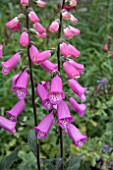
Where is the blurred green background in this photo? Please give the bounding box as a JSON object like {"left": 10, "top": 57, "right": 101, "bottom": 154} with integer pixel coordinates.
{"left": 1, "top": 0, "right": 113, "bottom": 169}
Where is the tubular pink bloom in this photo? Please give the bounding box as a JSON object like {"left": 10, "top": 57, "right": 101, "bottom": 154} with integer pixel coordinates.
{"left": 68, "top": 59, "right": 84, "bottom": 74}
{"left": 63, "top": 5, "right": 75, "bottom": 11}
{"left": 0, "top": 44, "right": 3, "bottom": 59}
{"left": 48, "top": 75, "right": 65, "bottom": 104}
{"left": 35, "top": 31, "right": 46, "bottom": 39}
{"left": 37, "top": 50, "right": 52, "bottom": 64}
{"left": 60, "top": 42, "right": 69, "bottom": 58}
{"left": 34, "top": 111, "right": 54, "bottom": 139}
{"left": 36, "top": 84, "right": 53, "bottom": 110}
{"left": 68, "top": 79, "right": 87, "bottom": 101}
{"left": 2, "top": 52, "right": 21, "bottom": 75}
{"left": 62, "top": 10, "right": 70, "bottom": 20}
{"left": 70, "top": 14, "right": 78, "bottom": 23}
{"left": 0, "top": 116, "right": 16, "bottom": 134}
{"left": 19, "top": 31, "right": 29, "bottom": 47}
{"left": 110, "top": 51, "right": 113, "bottom": 58}
{"left": 69, "top": 26, "right": 80, "bottom": 35}
{"left": 12, "top": 74, "right": 20, "bottom": 90}
{"left": 67, "top": 124, "right": 87, "bottom": 147}
{"left": 69, "top": 97, "right": 86, "bottom": 117}
{"left": 29, "top": 45, "right": 39, "bottom": 64}
{"left": 103, "top": 43, "right": 108, "bottom": 52}
{"left": 6, "top": 17, "right": 19, "bottom": 29}
{"left": 36, "top": 0, "right": 46, "bottom": 7}
{"left": 48, "top": 21, "right": 59, "bottom": 33}
{"left": 63, "top": 27, "right": 74, "bottom": 39}
{"left": 12, "top": 70, "right": 29, "bottom": 100}
{"left": 41, "top": 81, "right": 50, "bottom": 91}
{"left": 6, "top": 100, "right": 25, "bottom": 121}
{"left": 56, "top": 100, "right": 74, "bottom": 129}
{"left": 33, "top": 22, "right": 46, "bottom": 34}
{"left": 20, "top": 0, "right": 29, "bottom": 6}
{"left": 28, "top": 11, "right": 40, "bottom": 23}
{"left": 63, "top": 61, "right": 80, "bottom": 79}
{"left": 40, "top": 60, "right": 58, "bottom": 74}
{"left": 12, "top": 22, "right": 21, "bottom": 31}
{"left": 69, "top": 0, "right": 77, "bottom": 7}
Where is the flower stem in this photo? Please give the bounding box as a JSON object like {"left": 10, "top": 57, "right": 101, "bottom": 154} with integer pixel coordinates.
{"left": 26, "top": 6, "right": 41, "bottom": 170}
{"left": 56, "top": 0, "right": 65, "bottom": 170}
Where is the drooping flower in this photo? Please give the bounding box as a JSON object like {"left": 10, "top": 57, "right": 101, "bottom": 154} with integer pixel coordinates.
{"left": 34, "top": 111, "right": 54, "bottom": 139}
{"left": 48, "top": 20, "right": 59, "bottom": 33}
{"left": 68, "top": 59, "right": 84, "bottom": 74}
{"left": 0, "top": 116, "right": 16, "bottom": 134}
{"left": 40, "top": 60, "right": 58, "bottom": 74}
{"left": 2, "top": 52, "right": 21, "bottom": 75}
{"left": 36, "top": 84, "right": 53, "bottom": 110}
{"left": 6, "top": 17, "right": 20, "bottom": 29}
{"left": 28, "top": 11, "right": 40, "bottom": 23}
{"left": 68, "top": 79, "right": 87, "bottom": 101}
{"left": 63, "top": 27, "right": 74, "bottom": 39}
{"left": 69, "top": 0, "right": 77, "bottom": 7}
{"left": 35, "top": 31, "right": 46, "bottom": 39}
{"left": 62, "top": 10, "right": 70, "bottom": 20}
{"left": 36, "top": 50, "right": 52, "bottom": 64}
{"left": 33, "top": 22, "right": 46, "bottom": 34}
{"left": 48, "top": 75, "right": 65, "bottom": 104}
{"left": 56, "top": 100, "right": 74, "bottom": 128}
{"left": 6, "top": 100, "right": 26, "bottom": 121}
{"left": 12, "top": 70, "right": 29, "bottom": 100}
{"left": 0, "top": 44, "right": 3, "bottom": 59}
{"left": 20, "top": 0, "right": 29, "bottom": 6}
{"left": 35, "top": 0, "right": 46, "bottom": 8}
{"left": 103, "top": 43, "right": 108, "bottom": 52}
{"left": 68, "top": 26, "right": 80, "bottom": 35}
{"left": 29, "top": 45, "right": 39, "bottom": 64}
{"left": 69, "top": 97, "right": 86, "bottom": 117}
{"left": 63, "top": 61, "right": 80, "bottom": 78}
{"left": 67, "top": 124, "right": 87, "bottom": 147}
{"left": 70, "top": 14, "right": 78, "bottom": 23}
{"left": 19, "top": 31, "right": 29, "bottom": 47}
{"left": 12, "top": 23, "right": 21, "bottom": 31}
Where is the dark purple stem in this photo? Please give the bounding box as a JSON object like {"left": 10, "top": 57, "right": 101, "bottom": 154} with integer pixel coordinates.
{"left": 56, "top": 0, "right": 65, "bottom": 170}
{"left": 26, "top": 6, "right": 41, "bottom": 170}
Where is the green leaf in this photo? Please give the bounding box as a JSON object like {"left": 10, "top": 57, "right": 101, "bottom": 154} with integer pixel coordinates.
{"left": 66, "top": 155, "right": 83, "bottom": 170}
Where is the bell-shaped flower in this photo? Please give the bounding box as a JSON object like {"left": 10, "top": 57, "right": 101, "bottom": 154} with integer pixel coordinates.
{"left": 69, "top": 0, "right": 77, "bottom": 6}
{"left": 60, "top": 42, "right": 69, "bottom": 58}
{"left": 63, "top": 61, "right": 80, "bottom": 79}
{"left": 62, "top": 10, "right": 70, "bottom": 20}
{"left": 33, "top": 22, "right": 46, "bottom": 34}
{"left": 56, "top": 100, "right": 74, "bottom": 128}
{"left": 68, "top": 59, "right": 84, "bottom": 74}
{"left": 37, "top": 50, "right": 52, "bottom": 64}
{"left": 68, "top": 79, "right": 87, "bottom": 101}
{"left": 36, "top": 84, "right": 53, "bottom": 110}
{"left": 67, "top": 124, "right": 87, "bottom": 147}
{"left": 12, "top": 70, "right": 29, "bottom": 100}
{"left": 63, "top": 27, "right": 74, "bottom": 39}
{"left": 40, "top": 60, "right": 58, "bottom": 74}
{"left": 29, "top": 45, "right": 39, "bottom": 64}
{"left": 68, "top": 26, "right": 80, "bottom": 35}
{"left": 0, "top": 44, "right": 3, "bottom": 59}
{"left": 48, "top": 75, "right": 65, "bottom": 104}
{"left": 69, "top": 97, "right": 86, "bottom": 117}
{"left": 34, "top": 111, "right": 54, "bottom": 139}
{"left": 35, "top": 31, "right": 46, "bottom": 39}
{"left": 48, "top": 20, "right": 59, "bottom": 33}
{"left": 2, "top": 52, "right": 21, "bottom": 75}
{"left": 19, "top": 31, "right": 29, "bottom": 47}
{"left": 0, "top": 116, "right": 16, "bottom": 134}
{"left": 103, "top": 43, "right": 108, "bottom": 52}
{"left": 70, "top": 14, "right": 78, "bottom": 23}
{"left": 20, "top": 0, "right": 29, "bottom": 6}
{"left": 6, "top": 17, "right": 20, "bottom": 29}
{"left": 6, "top": 100, "right": 25, "bottom": 121}
{"left": 28, "top": 11, "right": 40, "bottom": 23}
{"left": 36, "top": 0, "right": 46, "bottom": 8}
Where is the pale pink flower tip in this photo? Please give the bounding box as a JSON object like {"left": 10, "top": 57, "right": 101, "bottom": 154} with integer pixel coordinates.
{"left": 36, "top": 0, "right": 46, "bottom": 8}
{"left": 20, "top": 0, "right": 29, "bottom": 6}
{"left": 49, "top": 21, "right": 59, "bottom": 34}
{"left": 29, "top": 11, "right": 40, "bottom": 23}
{"left": 6, "top": 17, "right": 19, "bottom": 29}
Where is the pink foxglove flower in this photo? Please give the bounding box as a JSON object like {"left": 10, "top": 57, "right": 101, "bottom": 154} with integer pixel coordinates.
{"left": 28, "top": 11, "right": 40, "bottom": 23}
{"left": 63, "top": 61, "right": 80, "bottom": 79}
{"left": 6, "top": 100, "right": 25, "bottom": 121}
{"left": 68, "top": 26, "right": 80, "bottom": 35}
{"left": 62, "top": 10, "right": 70, "bottom": 20}
{"left": 20, "top": 0, "right": 29, "bottom": 6}
{"left": 67, "top": 124, "right": 87, "bottom": 147}
{"left": 48, "top": 75, "right": 65, "bottom": 104}
{"left": 29, "top": 45, "right": 39, "bottom": 64}
{"left": 36, "top": 0, "right": 46, "bottom": 7}
{"left": 56, "top": 100, "right": 74, "bottom": 128}
{"left": 12, "top": 23, "right": 21, "bottom": 31}
{"left": 63, "top": 27, "right": 74, "bottom": 39}
{"left": 34, "top": 111, "right": 54, "bottom": 139}
{"left": 6, "top": 17, "right": 20, "bottom": 29}
{"left": 12, "top": 70, "right": 29, "bottom": 100}
{"left": 48, "top": 21, "right": 59, "bottom": 33}
{"left": 68, "top": 79, "right": 87, "bottom": 101}
{"left": 68, "top": 59, "right": 84, "bottom": 74}
{"left": 33, "top": 22, "right": 46, "bottom": 34}
{"left": 0, "top": 116, "right": 16, "bottom": 134}
{"left": 19, "top": 31, "right": 29, "bottom": 47}
{"left": 69, "top": 97, "right": 86, "bottom": 117}
{"left": 36, "top": 84, "right": 53, "bottom": 110}
{"left": 37, "top": 50, "right": 52, "bottom": 64}
{"left": 63, "top": 5, "right": 75, "bottom": 11}
{"left": 0, "top": 44, "right": 3, "bottom": 59}
{"left": 60, "top": 42, "right": 69, "bottom": 58}
{"left": 40, "top": 60, "right": 58, "bottom": 74}
{"left": 35, "top": 32, "right": 46, "bottom": 39}
{"left": 69, "top": 0, "right": 77, "bottom": 6}
{"left": 2, "top": 52, "right": 21, "bottom": 75}
{"left": 41, "top": 81, "right": 50, "bottom": 91}
{"left": 103, "top": 43, "right": 108, "bottom": 52}
{"left": 70, "top": 14, "right": 78, "bottom": 23}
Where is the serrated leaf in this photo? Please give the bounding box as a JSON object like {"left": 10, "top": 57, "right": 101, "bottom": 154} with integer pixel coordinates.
{"left": 66, "top": 155, "right": 82, "bottom": 170}
{"left": 27, "top": 129, "right": 37, "bottom": 156}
